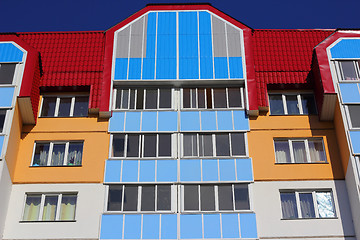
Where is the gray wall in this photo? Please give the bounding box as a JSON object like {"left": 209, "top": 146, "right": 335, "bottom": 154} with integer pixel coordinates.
{"left": 0, "top": 162, "right": 12, "bottom": 240}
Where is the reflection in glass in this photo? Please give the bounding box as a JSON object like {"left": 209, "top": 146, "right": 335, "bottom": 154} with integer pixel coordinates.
{"left": 234, "top": 184, "right": 250, "bottom": 210}
{"left": 316, "top": 192, "right": 335, "bottom": 218}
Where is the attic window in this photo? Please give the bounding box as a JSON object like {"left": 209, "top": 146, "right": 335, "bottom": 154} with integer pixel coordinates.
{"left": 336, "top": 60, "right": 360, "bottom": 81}
{"left": 0, "top": 63, "right": 16, "bottom": 84}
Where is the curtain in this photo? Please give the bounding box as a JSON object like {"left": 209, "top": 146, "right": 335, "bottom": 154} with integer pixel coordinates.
{"left": 299, "top": 193, "right": 315, "bottom": 218}
{"left": 292, "top": 141, "right": 307, "bottom": 163}
{"left": 42, "top": 196, "right": 58, "bottom": 221}
{"left": 308, "top": 140, "right": 326, "bottom": 162}
{"left": 316, "top": 192, "right": 335, "bottom": 218}
{"left": 51, "top": 144, "right": 65, "bottom": 166}
{"left": 280, "top": 193, "right": 298, "bottom": 219}
{"left": 39, "top": 148, "right": 49, "bottom": 166}
{"left": 67, "top": 143, "right": 83, "bottom": 165}
{"left": 60, "top": 195, "right": 77, "bottom": 220}
{"left": 23, "top": 195, "right": 41, "bottom": 221}
{"left": 274, "top": 141, "right": 291, "bottom": 163}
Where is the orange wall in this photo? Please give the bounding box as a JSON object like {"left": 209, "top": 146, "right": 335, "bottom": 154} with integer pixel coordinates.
{"left": 12, "top": 117, "right": 109, "bottom": 184}
{"left": 249, "top": 114, "right": 345, "bottom": 181}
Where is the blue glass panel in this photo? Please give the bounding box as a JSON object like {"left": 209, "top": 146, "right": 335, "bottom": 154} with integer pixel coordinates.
{"left": 350, "top": 131, "right": 360, "bottom": 154}
{"left": 180, "top": 57, "right": 199, "bottom": 79}
{"left": 124, "top": 215, "right": 141, "bottom": 239}
{"left": 0, "top": 135, "right": 4, "bottom": 156}
{"left": 180, "top": 214, "right": 202, "bottom": 239}
{"left": 0, "top": 43, "right": 23, "bottom": 62}
{"left": 203, "top": 214, "right": 221, "bottom": 238}
{"left": 109, "top": 112, "right": 125, "bottom": 132}
{"left": 200, "top": 57, "right": 214, "bottom": 79}
{"left": 0, "top": 87, "right": 14, "bottom": 107}
{"left": 157, "top": 160, "right": 177, "bottom": 182}
{"left": 128, "top": 58, "right": 141, "bottom": 80}
{"left": 199, "top": 12, "right": 213, "bottom": 79}
{"left": 219, "top": 159, "right": 236, "bottom": 181}
{"left": 217, "top": 111, "right": 233, "bottom": 130}
{"left": 236, "top": 158, "right": 253, "bottom": 181}
{"left": 143, "top": 214, "right": 160, "bottom": 239}
{"left": 331, "top": 39, "right": 360, "bottom": 59}
{"left": 145, "top": 12, "right": 156, "bottom": 59}
{"left": 100, "top": 214, "right": 123, "bottom": 239}
{"left": 161, "top": 214, "right": 177, "bottom": 239}
{"left": 240, "top": 213, "right": 258, "bottom": 238}
{"left": 201, "top": 111, "right": 216, "bottom": 130}
{"left": 156, "top": 58, "right": 176, "bottom": 79}
{"left": 339, "top": 83, "right": 360, "bottom": 103}
{"left": 142, "top": 58, "right": 155, "bottom": 80}
{"left": 125, "top": 112, "right": 141, "bottom": 131}
{"left": 180, "top": 159, "right": 201, "bottom": 181}
{"left": 222, "top": 214, "right": 240, "bottom": 238}
{"left": 158, "top": 111, "right": 178, "bottom": 131}
{"left": 214, "top": 57, "right": 228, "bottom": 79}
{"left": 202, "top": 159, "right": 219, "bottom": 181}
{"left": 139, "top": 160, "right": 155, "bottom": 182}
{"left": 181, "top": 111, "right": 200, "bottom": 131}
{"left": 104, "top": 160, "right": 122, "bottom": 183}
{"left": 114, "top": 58, "right": 128, "bottom": 80}
{"left": 229, "top": 57, "right": 243, "bottom": 79}
{"left": 121, "top": 160, "right": 138, "bottom": 182}
{"left": 233, "top": 110, "right": 249, "bottom": 131}
{"left": 141, "top": 112, "right": 157, "bottom": 131}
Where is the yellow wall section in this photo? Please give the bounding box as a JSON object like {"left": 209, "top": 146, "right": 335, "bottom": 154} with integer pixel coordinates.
{"left": 249, "top": 114, "right": 345, "bottom": 181}
{"left": 13, "top": 117, "right": 109, "bottom": 184}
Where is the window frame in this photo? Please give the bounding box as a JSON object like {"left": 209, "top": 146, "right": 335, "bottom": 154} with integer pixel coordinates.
{"left": 0, "top": 108, "right": 9, "bottom": 134}
{"left": 274, "top": 138, "right": 327, "bottom": 164}
{"left": 345, "top": 104, "right": 360, "bottom": 129}
{"left": 0, "top": 62, "right": 18, "bottom": 86}
{"left": 22, "top": 192, "right": 77, "bottom": 222}
{"left": 31, "top": 141, "right": 84, "bottom": 167}
{"left": 105, "top": 184, "right": 177, "bottom": 213}
{"left": 39, "top": 94, "right": 89, "bottom": 118}
{"left": 334, "top": 60, "right": 360, "bottom": 81}
{"left": 268, "top": 93, "right": 317, "bottom": 115}
{"left": 280, "top": 190, "right": 336, "bottom": 219}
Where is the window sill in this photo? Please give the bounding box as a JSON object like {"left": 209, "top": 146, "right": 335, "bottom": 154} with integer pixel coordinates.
{"left": 275, "top": 162, "right": 328, "bottom": 165}
{"left": 104, "top": 211, "right": 174, "bottom": 214}
{"left": 269, "top": 114, "right": 317, "bottom": 116}
{"left": 38, "top": 116, "right": 88, "bottom": 118}
{"left": 20, "top": 220, "right": 76, "bottom": 223}
{"left": 30, "top": 165, "right": 82, "bottom": 168}
{"left": 281, "top": 217, "right": 337, "bottom": 220}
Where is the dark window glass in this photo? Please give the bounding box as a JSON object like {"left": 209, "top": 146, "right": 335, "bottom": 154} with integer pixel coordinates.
{"left": 299, "top": 193, "right": 315, "bottom": 218}
{"left": 280, "top": 192, "right": 298, "bottom": 219}
{"left": 67, "top": 143, "right": 83, "bottom": 166}
{"left": 184, "top": 134, "right": 198, "bottom": 157}
{"left": 348, "top": 105, "right": 360, "bottom": 128}
{"left": 129, "top": 89, "right": 136, "bottom": 109}
{"left": 73, "top": 96, "right": 88, "bottom": 117}
{"left": 136, "top": 89, "right": 144, "bottom": 109}
{"left": 157, "top": 185, "right": 171, "bottom": 211}
{"left": 143, "top": 134, "right": 156, "bottom": 157}
{"left": 292, "top": 141, "right": 307, "bottom": 163}
{"left": 274, "top": 141, "right": 291, "bottom": 163}
{"left": 286, "top": 95, "right": 300, "bottom": 115}
{"left": 234, "top": 184, "right": 250, "bottom": 210}
{"left": 108, "top": 185, "right": 123, "bottom": 211}
{"left": 200, "top": 185, "right": 215, "bottom": 211}
{"left": 184, "top": 185, "right": 199, "bottom": 211}
{"left": 231, "top": 133, "right": 245, "bottom": 156}
{"left": 218, "top": 185, "right": 233, "bottom": 210}
{"left": 58, "top": 98, "right": 72, "bottom": 117}
{"left": 145, "top": 89, "right": 157, "bottom": 109}
{"left": 33, "top": 143, "right": 50, "bottom": 166}
{"left": 191, "top": 89, "right": 196, "bottom": 108}
{"left": 0, "top": 110, "right": 6, "bottom": 132}
{"left": 112, "top": 135, "right": 125, "bottom": 157}
{"left": 340, "top": 61, "right": 358, "bottom": 80}
{"left": 198, "top": 88, "right": 205, "bottom": 108}
{"left": 301, "top": 95, "right": 316, "bottom": 115}
{"left": 228, "top": 88, "right": 242, "bottom": 108}
{"left": 0, "top": 63, "right": 16, "bottom": 84}
{"left": 41, "top": 97, "right": 57, "bottom": 117}
{"left": 183, "top": 89, "right": 190, "bottom": 108}
{"left": 206, "top": 88, "right": 212, "bottom": 109}
{"left": 269, "top": 95, "right": 284, "bottom": 115}
{"left": 127, "top": 134, "right": 140, "bottom": 157}
{"left": 51, "top": 144, "right": 66, "bottom": 166}
{"left": 216, "top": 134, "right": 230, "bottom": 156}
{"left": 199, "top": 134, "right": 213, "bottom": 156}
{"left": 121, "top": 90, "right": 129, "bottom": 109}
{"left": 158, "top": 134, "right": 171, "bottom": 157}
{"left": 123, "top": 185, "right": 138, "bottom": 211}
{"left": 159, "top": 89, "right": 171, "bottom": 108}
{"left": 141, "top": 185, "right": 155, "bottom": 211}
{"left": 213, "top": 89, "right": 227, "bottom": 108}
{"left": 115, "top": 90, "right": 122, "bottom": 109}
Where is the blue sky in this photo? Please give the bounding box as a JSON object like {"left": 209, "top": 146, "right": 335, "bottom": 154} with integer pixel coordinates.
{"left": 0, "top": 0, "right": 359, "bottom": 32}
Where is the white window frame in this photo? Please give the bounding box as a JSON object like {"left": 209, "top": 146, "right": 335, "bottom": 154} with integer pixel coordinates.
{"left": 280, "top": 190, "right": 336, "bottom": 219}
{"left": 0, "top": 62, "right": 18, "bottom": 86}
{"left": 22, "top": 193, "right": 77, "bottom": 221}
{"left": 106, "top": 184, "right": 177, "bottom": 213}
{"left": 268, "top": 93, "right": 317, "bottom": 115}
{"left": 39, "top": 95, "right": 89, "bottom": 117}
{"left": 334, "top": 60, "right": 360, "bottom": 81}
{"left": 274, "top": 138, "right": 327, "bottom": 164}
{"left": 111, "top": 133, "right": 177, "bottom": 159}
{"left": 31, "top": 141, "right": 84, "bottom": 166}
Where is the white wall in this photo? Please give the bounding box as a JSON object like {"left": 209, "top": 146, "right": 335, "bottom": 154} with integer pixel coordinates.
{"left": 253, "top": 180, "right": 355, "bottom": 239}
{"left": 3, "top": 183, "right": 105, "bottom": 240}
{"left": 0, "top": 162, "right": 12, "bottom": 240}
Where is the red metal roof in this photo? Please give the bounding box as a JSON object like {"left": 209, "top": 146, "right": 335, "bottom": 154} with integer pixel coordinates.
{"left": 253, "top": 29, "right": 334, "bottom": 107}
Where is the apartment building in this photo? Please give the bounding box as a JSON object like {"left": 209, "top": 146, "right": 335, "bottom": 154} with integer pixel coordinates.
{"left": 0, "top": 3, "right": 359, "bottom": 240}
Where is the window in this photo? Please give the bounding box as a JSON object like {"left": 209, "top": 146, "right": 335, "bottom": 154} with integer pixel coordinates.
{"left": 112, "top": 134, "right": 173, "bottom": 158}
{"left": 182, "top": 87, "right": 243, "bottom": 109}
{"left": 182, "top": 184, "right": 250, "bottom": 212}
{"left": 32, "top": 141, "right": 83, "bottom": 166}
{"left": 40, "top": 96, "right": 89, "bottom": 117}
{"left": 107, "top": 185, "right": 174, "bottom": 212}
{"left": 114, "top": 88, "right": 172, "bottom": 110}
{"left": 335, "top": 60, "right": 360, "bottom": 81}
{"left": 280, "top": 190, "right": 336, "bottom": 219}
{"left": 346, "top": 105, "right": 360, "bottom": 128}
{"left": 269, "top": 93, "right": 317, "bottom": 115}
{"left": 23, "top": 193, "right": 77, "bottom": 221}
{"left": 0, "top": 109, "right": 7, "bottom": 133}
{"left": 274, "top": 139, "right": 326, "bottom": 163}
{"left": 182, "top": 133, "right": 246, "bottom": 157}
{"left": 0, "top": 63, "right": 16, "bottom": 84}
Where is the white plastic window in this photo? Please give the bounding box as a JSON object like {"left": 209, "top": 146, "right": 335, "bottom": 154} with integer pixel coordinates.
{"left": 269, "top": 93, "right": 317, "bottom": 115}
{"left": 40, "top": 96, "right": 89, "bottom": 117}
{"left": 336, "top": 60, "right": 360, "bottom": 81}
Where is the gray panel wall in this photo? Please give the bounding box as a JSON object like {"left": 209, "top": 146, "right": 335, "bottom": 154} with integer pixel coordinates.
{"left": 116, "top": 26, "right": 130, "bottom": 58}
{"left": 0, "top": 162, "right": 12, "bottom": 240}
